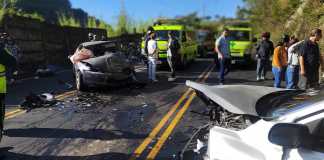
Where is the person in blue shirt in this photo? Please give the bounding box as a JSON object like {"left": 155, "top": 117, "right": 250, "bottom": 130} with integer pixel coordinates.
{"left": 215, "top": 28, "right": 231, "bottom": 85}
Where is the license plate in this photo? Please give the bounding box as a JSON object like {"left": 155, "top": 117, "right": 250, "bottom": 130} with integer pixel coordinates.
{"left": 156, "top": 60, "right": 162, "bottom": 64}
{"left": 231, "top": 60, "right": 236, "bottom": 64}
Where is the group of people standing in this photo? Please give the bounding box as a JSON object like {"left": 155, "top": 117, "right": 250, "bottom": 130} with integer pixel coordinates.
{"left": 143, "top": 27, "right": 180, "bottom": 83}
{"left": 255, "top": 28, "right": 322, "bottom": 90}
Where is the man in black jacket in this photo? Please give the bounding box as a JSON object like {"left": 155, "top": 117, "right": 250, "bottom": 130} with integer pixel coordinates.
{"left": 167, "top": 31, "right": 180, "bottom": 81}
{"left": 298, "top": 28, "right": 323, "bottom": 90}
{"left": 256, "top": 32, "right": 274, "bottom": 81}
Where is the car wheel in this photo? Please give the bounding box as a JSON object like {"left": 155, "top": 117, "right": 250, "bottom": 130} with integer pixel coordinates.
{"left": 76, "top": 71, "right": 87, "bottom": 91}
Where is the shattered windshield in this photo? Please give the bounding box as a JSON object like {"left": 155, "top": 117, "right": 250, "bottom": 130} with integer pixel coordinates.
{"left": 256, "top": 89, "right": 324, "bottom": 120}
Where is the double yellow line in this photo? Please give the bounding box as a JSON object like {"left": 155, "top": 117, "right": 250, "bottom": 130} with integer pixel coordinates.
{"left": 129, "top": 63, "right": 215, "bottom": 160}
{"left": 4, "top": 90, "right": 77, "bottom": 120}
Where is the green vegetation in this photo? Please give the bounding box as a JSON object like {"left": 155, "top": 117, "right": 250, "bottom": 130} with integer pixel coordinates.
{"left": 238, "top": 0, "right": 324, "bottom": 42}
{"left": 0, "top": 0, "right": 150, "bottom": 37}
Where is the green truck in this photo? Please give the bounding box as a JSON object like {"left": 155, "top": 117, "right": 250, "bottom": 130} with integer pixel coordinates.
{"left": 227, "top": 26, "right": 255, "bottom": 65}
{"left": 141, "top": 24, "right": 198, "bottom": 68}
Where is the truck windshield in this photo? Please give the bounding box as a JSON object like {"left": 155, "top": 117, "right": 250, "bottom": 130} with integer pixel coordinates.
{"left": 256, "top": 89, "right": 324, "bottom": 120}
{"left": 229, "top": 30, "right": 250, "bottom": 41}
{"left": 155, "top": 30, "right": 180, "bottom": 41}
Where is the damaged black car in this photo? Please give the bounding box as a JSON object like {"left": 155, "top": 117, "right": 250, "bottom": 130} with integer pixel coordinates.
{"left": 69, "top": 41, "right": 136, "bottom": 91}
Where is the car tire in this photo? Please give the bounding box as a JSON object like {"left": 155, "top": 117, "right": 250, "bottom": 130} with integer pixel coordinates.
{"left": 76, "top": 70, "right": 87, "bottom": 91}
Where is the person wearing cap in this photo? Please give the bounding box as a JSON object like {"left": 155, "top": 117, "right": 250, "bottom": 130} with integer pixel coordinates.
{"left": 147, "top": 31, "right": 159, "bottom": 82}
{"left": 256, "top": 32, "right": 274, "bottom": 81}
{"left": 272, "top": 35, "right": 289, "bottom": 88}
{"left": 167, "top": 31, "right": 180, "bottom": 81}
{"left": 298, "top": 28, "right": 323, "bottom": 90}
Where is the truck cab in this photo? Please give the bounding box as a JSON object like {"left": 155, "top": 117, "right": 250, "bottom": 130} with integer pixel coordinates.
{"left": 227, "top": 27, "right": 254, "bottom": 65}
{"left": 141, "top": 24, "right": 198, "bottom": 68}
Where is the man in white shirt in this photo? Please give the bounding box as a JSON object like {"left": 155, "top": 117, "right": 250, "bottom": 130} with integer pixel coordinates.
{"left": 147, "top": 32, "right": 159, "bottom": 82}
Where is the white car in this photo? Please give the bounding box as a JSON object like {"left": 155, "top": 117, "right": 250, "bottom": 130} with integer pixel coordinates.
{"left": 184, "top": 81, "right": 324, "bottom": 160}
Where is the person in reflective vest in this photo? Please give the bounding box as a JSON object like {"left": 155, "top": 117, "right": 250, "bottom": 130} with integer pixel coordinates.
{"left": 0, "top": 36, "right": 16, "bottom": 141}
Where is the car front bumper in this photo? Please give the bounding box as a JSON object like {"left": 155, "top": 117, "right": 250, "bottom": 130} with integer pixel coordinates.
{"left": 82, "top": 70, "right": 133, "bottom": 86}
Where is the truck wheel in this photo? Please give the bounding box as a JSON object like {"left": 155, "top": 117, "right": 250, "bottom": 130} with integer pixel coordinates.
{"left": 76, "top": 71, "right": 87, "bottom": 91}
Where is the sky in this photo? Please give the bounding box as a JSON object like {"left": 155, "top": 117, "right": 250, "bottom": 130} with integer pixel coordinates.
{"left": 69, "top": 0, "right": 245, "bottom": 26}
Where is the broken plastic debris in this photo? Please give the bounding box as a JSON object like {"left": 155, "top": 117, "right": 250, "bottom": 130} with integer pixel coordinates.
{"left": 194, "top": 139, "right": 205, "bottom": 154}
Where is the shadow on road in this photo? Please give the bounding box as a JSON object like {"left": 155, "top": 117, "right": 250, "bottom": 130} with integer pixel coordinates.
{"left": 4, "top": 128, "right": 147, "bottom": 140}
{"left": 0, "top": 147, "right": 129, "bottom": 160}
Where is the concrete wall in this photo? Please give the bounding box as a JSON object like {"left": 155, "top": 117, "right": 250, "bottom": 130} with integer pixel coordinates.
{"left": 2, "top": 15, "right": 107, "bottom": 72}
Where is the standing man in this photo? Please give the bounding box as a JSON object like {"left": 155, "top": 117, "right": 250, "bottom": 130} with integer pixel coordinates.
{"left": 147, "top": 31, "right": 159, "bottom": 82}
{"left": 144, "top": 26, "right": 155, "bottom": 56}
{"left": 167, "top": 31, "right": 180, "bottom": 82}
{"left": 272, "top": 36, "right": 289, "bottom": 88}
{"left": 286, "top": 38, "right": 302, "bottom": 89}
{"left": 256, "top": 32, "right": 274, "bottom": 81}
{"left": 299, "top": 28, "right": 323, "bottom": 90}
{"left": 215, "top": 28, "right": 231, "bottom": 85}
{"left": 0, "top": 35, "right": 16, "bottom": 141}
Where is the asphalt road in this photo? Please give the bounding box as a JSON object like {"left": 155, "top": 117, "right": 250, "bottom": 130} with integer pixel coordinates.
{"left": 0, "top": 56, "right": 276, "bottom": 160}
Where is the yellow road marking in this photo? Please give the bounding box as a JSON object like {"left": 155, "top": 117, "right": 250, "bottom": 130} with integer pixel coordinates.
{"left": 146, "top": 93, "right": 196, "bottom": 159}
{"left": 4, "top": 90, "right": 77, "bottom": 120}
{"left": 55, "top": 90, "right": 76, "bottom": 100}
{"left": 5, "top": 109, "right": 26, "bottom": 119}
{"left": 5, "top": 108, "right": 25, "bottom": 119}
{"left": 129, "top": 64, "right": 213, "bottom": 160}
{"left": 146, "top": 64, "right": 215, "bottom": 160}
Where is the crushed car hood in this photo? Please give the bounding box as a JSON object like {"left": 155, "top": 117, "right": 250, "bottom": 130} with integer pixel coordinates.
{"left": 186, "top": 81, "right": 287, "bottom": 116}
{"left": 82, "top": 52, "right": 131, "bottom": 73}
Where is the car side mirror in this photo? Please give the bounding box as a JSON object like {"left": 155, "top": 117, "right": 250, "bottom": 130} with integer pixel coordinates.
{"left": 269, "top": 123, "right": 310, "bottom": 160}
{"left": 252, "top": 37, "right": 257, "bottom": 43}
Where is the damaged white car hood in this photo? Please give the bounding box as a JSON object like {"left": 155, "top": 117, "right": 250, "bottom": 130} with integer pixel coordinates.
{"left": 186, "top": 81, "right": 287, "bottom": 116}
